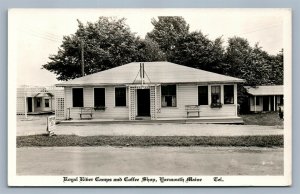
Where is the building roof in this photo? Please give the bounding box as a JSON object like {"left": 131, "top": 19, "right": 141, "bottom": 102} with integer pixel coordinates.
{"left": 244, "top": 85, "right": 283, "bottom": 96}
{"left": 56, "top": 62, "right": 245, "bottom": 87}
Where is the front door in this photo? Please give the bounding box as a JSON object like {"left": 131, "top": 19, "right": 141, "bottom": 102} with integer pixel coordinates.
{"left": 137, "top": 89, "right": 150, "bottom": 116}
{"left": 263, "top": 96, "right": 269, "bottom": 111}
{"left": 27, "top": 97, "right": 32, "bottom": 112}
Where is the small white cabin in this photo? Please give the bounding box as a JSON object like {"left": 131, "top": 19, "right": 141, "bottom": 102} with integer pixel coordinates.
{"left": 244, "top": 85, "right": 284, "bottom": 112}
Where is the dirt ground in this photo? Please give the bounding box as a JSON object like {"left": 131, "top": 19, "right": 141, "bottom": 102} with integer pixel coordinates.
{"left": 17, "top": 115, "right": 284, "bottom": 136}
{"left": 17, "top": 146, "right": 283, "bottom": 176}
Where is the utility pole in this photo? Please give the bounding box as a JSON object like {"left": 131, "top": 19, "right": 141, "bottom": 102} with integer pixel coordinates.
{"left": 81, "top": 40, "right": 85, "bottom": 76}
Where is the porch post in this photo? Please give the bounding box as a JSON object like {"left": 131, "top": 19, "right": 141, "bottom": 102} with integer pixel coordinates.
{"left": 254, "top": 96, "right": 256, "bottom": 113}
{"left": 273, "top": 96, "right": 276, "bottom": 111}
{"left": 24, "top": 96, "right": 27, "bottom": 118}
{"left": 208, "top": 85, "right": 211, "bottom": 105}
{"left": 234, "top": 84, "right": 238, "bottom": 116}
{"left": 220, "top": 84, "right": 224, "bottom": 104}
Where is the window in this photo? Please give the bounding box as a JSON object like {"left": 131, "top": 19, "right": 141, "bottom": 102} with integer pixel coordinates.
{"left": 36, "top": 98, "right": 41, "bottom": 107}
{"left": 45, "top": 99, "right": 50, "bottom": 107}
{"left": 198, "top": 86, "right": 208, "bottom": 105}
{"left": 161, "top": 85, "right": 177, "bottom": 107}
{"left": 72, "top": 88, "right": 83, "bottom": 107}
{"left": 224, "top": 85, "right": 234, "bottom": 104}
{"left": 115, "top": 87, "right": 126, "bottom": 106}
{"left": 211, "top": 86, "right": 221, "bottom": 104}
{"left": 94, "top": 88, "right": 105, "bottom": 107}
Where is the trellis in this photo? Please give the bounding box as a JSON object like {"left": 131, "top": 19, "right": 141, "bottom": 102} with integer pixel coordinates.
{"left": 55, "top": 88, "right": 65, "bottom": 120}
{"left": 127, "top": 84, "right": 159, "bottom": 120}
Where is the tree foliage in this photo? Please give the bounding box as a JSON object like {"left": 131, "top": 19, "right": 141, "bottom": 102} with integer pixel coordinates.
{"left": 44, "top": 16, "right": 284, "bottom": 92}
{"left": 146, "top": 16, "right": 189, "bottom": 59}
{"left": 43, "top": 17, "right": 165, "bottom": 81}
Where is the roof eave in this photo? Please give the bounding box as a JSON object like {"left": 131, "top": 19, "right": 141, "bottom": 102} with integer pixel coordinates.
{"left": 55, "top": 80, "right": 245, "bottom": 87}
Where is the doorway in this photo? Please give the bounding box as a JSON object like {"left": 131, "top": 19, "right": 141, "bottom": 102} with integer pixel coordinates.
{"left": 137, "top": 89, "right": 150, "bottom": 117}
{"left": 27, "top": 97, "right": 32, "bottom": 112}
{"left": 263, "top": 96, "right": 269, "bottom": 111}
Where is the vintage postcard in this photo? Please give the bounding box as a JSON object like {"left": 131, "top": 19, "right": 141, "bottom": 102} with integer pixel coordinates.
{"left": 8, "top": 8, "right": 292, "bottom": 186}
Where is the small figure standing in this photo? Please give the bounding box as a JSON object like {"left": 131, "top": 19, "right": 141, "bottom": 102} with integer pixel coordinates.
{"left": 278, "top": 107, "right": 284, "bottom": 119}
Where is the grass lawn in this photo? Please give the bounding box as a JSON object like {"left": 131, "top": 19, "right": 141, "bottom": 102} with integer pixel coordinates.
{"left": 17, "top": 135, "right": 283, "bottom": 148}
{"left": 241, "top": 112, "right": 283, "bottom": 126}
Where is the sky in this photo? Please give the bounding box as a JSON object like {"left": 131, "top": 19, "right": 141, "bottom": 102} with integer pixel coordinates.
{"left": 9, "top": 9, "right": 290, "bottom": 86}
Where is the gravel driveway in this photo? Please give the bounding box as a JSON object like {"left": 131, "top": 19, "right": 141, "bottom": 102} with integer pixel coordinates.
{"left": 17, "top": 146, "right": 283, "bottom": 176}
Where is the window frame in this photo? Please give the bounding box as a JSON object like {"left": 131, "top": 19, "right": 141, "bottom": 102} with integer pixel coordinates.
{"left": 211, "top": 85, "right": 221, "bottom": 104}
{"left": 161, "top": 84, "right": 177, "bottom": 108}
{"left": 44, "top": 98, "right": 50, "bottom": 108}
{"left": 198, "top": 85, "right": 209, "bottom": 105}
{"left": 93, "top": 87, "right": 106, "bottom": 108}
{"left": 223, "top": 85, "right": 234, "bottom": 105}
{"left": 115, "top": 87, "right": 127, "bottom": 107}
{"left": 72, "top": 87, "right": 84, "bottom": 108}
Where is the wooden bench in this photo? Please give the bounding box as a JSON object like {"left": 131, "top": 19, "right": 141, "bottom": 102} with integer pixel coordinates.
{"left": 185, "top": 105, "right": 200, "bottom": 118}
{"left": 79, "top": 107, "right": 93, "bottom": 119}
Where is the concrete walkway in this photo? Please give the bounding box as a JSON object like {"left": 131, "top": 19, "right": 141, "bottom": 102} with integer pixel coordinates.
{"left": 17, "top": 116, "right": 284, "bottom": 136}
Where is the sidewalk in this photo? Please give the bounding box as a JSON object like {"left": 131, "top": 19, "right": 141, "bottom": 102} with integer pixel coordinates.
{"left": 17, "top": 116, "right": 284, "bottom": 136}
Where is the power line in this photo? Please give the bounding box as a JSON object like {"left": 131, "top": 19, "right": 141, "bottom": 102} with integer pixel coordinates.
{"left": 240, "top": 23, "right": 282, "bottom": 35}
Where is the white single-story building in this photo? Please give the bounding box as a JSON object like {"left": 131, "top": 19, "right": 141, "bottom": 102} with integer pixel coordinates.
{"left": 56, "top": 62, "right": 245, "bottom": 121}
{"left": 244, "top": 85, "right": 284, "bottom": 112}
{"left": 17, "top": 86, "right": 55, "bottom": 115}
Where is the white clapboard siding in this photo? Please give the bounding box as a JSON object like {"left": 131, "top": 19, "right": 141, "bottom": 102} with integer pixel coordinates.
{"left": 158, "top": 84, "right": 237, "bottom": 118}
{"left": 158, "top": 84, "right": 197, "bottom": 118}
{"left": 65, "top": 86, "right": 129, "bottom": 120}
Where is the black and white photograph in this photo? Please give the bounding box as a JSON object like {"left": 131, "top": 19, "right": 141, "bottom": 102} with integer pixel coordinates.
{"left": 8, "top": 8, "right": 292, "bottom": 186}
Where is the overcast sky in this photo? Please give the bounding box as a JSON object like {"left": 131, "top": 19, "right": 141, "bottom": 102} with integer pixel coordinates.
{"left": 9, "top": 9, "right": 289, "bottom": 86}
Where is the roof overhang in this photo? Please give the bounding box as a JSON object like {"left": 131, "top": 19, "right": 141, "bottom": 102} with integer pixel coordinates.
{"left": 56, "top": 80, "right": 245, "bottom": 87}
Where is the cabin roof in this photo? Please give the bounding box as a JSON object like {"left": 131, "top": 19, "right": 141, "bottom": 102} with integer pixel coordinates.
{"left": 244, "top": 85, "right": 283, "bottom": 96}
{"left": 56, "top": 61, "right": 245, "bottom": 87}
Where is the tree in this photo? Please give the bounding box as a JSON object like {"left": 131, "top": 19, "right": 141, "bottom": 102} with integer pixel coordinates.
{"left": 268, "top": 49, "right": 284, "bottom": 85}
{"left": 134, "top": 37, "right": 166, "bottom": 62}
{"left": 170, "top": 31, "right": 224, "bottom": 72}
{"left": 43, "top": 17, "right": 165, "bottom": 81}
{"left": 146, "top": 16, "right": 190, "bottom": 59}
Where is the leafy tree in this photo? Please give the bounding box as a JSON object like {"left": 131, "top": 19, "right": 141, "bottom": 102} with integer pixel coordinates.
{"left": 146, "top": 16, "right": 189, "bottom": 59}
{"left": 170, "top": 31, "right": 224, "bottom": 72}
{"left": 268, "top": 49, "right": 284, "bottom": 85}
{"left": 43, "top": 17, "right": 165, "bottom": 81}
{"left": 134, "top": 37, "right": 166, "bottom": 62}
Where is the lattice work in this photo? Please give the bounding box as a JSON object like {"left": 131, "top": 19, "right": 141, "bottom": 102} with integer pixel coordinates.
{"left": 127, "top": 84, "right": 158, "bottom": 120}
{"left": 55, "top": 87, "right": 65, "bottom": 120}
{"left": 150, "top": 86, "right": 156, "bottom": 120}
{"left": 55, "top": 98, "right": 65, "bottom": 120}
{"left": 129, "top": 86, "right": 136, "bottom": 120}
{"left": 156, "top": 85, "right": 161, "bottom": 114}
